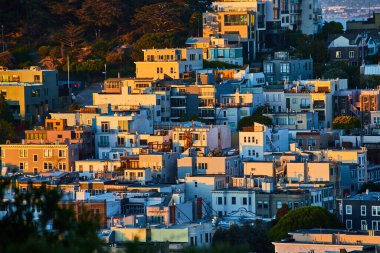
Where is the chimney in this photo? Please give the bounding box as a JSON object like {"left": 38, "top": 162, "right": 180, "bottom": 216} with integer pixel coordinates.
{"left": 170, "top": 200, "right": 176, "bottom": 224}
{"left": 197, "top": 197, "right": 203, "bottom": 220}
{"left": 272, "top": 158, "right": 277, "bottom": 190}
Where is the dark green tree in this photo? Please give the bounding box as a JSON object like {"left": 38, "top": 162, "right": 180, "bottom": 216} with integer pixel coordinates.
{"left": 0, "top": 179, "right": 105, "bottom": 253}
{"left": 268, "top": 206, "right": 341, "bottom": 242}
{"left": 321, "top": 21, "right": 344, "bottom": 40}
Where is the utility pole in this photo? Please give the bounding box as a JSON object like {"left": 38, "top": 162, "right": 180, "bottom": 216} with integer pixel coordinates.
{"left": 103, "top": 64, "right": 107, "bottom": 80}
{"left": 1, "top": 24, "right": 4, "bottom": 52}
{"left": 67, "top": 56, "right": 70, "bottom": 89}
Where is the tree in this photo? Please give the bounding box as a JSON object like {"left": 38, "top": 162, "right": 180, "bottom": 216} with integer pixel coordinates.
{"left": 321, "top": 21, "right": 344, "bottom": 40}
{"left": 131, "top": 32, "right": 184, "bottom": 61}
{"left": 212, "top": 221, "right": 272, "bottom": 253}
{"left": 322, "top": 67, "right": 348, "bottom": 79}
{"left": 0, "top": 179, "right": 105, "bottom": 253}
{"left": 268, "top": 206, "right": 342, "bottom": 242}
{"left": 131, "top": 2, "right": 188, "bottom": 35}
{"left": 0, "top": 94, "right": 14, "bottom": 123}
{"left": 237, "top": 106, "right": 273, "bottom": 130}
{"left": 0, "top": 120, "right": 18, "bottom": 144}
{"left": 332, "top": 116, "right": 361, "bottom": 130}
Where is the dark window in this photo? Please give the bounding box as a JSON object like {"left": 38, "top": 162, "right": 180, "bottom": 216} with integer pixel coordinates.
{"left": 232, "top": 197, "right": 236, "bottom": 205}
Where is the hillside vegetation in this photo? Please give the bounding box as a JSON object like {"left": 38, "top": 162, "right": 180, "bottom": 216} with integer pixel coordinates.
{"left": 0, "top": 0, "right": 211, "bottom": 79}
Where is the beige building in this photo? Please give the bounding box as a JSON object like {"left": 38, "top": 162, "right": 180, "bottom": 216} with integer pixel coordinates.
{"left": 135, "top": 48, "right": 203, "bottom": 80}
{"left": 0, "top": 66, "right": 60, "bottom": 122}
{"left": 0, "top": 143, "right": 79, "bottom": 173}
{"left": 273, "top": 229, "right": 380, "bottom": 253}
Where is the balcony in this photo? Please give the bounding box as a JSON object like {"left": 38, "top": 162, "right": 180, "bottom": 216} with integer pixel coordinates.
{"left": 115, "top": 142, "right": 125, "bottom": 147}
{"left": 98, "top": 142, "right": 110, "bottom": 147}
{"left": 171, "top": 90, "right": 187, "bottom": 97}
{"left": 300, "top": 104, "right": 310, "bottom": 109}
{"left": 199, "top": 102, "right": 215, "bottom": 107}
{"left": 290, "top": 9, "right": 302, "bottom": 14}
{"left": 217, "top": 103, "right": 253, "bottom": 108}
{"left": 313, "top": 101, "right": 326, "bottom": 109}
{"left": 281, "top": 10, "right": 289, "bottom": 14}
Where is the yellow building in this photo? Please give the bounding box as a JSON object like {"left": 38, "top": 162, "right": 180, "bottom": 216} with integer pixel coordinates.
{"left": 0, "top": 66, "right": 59, "bottom": 122}
{"left": 135, "top": 48, "right": 203, "bottom": 80}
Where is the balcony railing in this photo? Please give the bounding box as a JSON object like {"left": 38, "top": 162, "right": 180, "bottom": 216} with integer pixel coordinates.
{"left": 313, "top": 103, "right": 325, "bottom": 109}
{"left": 98, "top": 142, "right": 110, "bottom": 147}
{"left": 199, "top": 102, "right": 215, "bottom": 107}
{"left": 171, "top": 91, "right": 187, "bottom": 96}
{"left": 217, "top": 103, "right": 253, "bottom": 108}
{"left": 300, "top": 104, "right": 310, "bottom": 109}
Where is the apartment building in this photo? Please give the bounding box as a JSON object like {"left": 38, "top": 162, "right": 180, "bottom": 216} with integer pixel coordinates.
{"left": 177, "top": 153, "right": 241, "bottom": 182}
{"left": 93, "top": 78, "right": 171, "bottom": 123}
{"left": 215, "top": 90, "right": 258, "bottom": 131}
{"left": 185, "top": 174, "right": 227, "bottom": 204}
{"left": 75, "top": 159, "right": 122, "bottom": 179}
{"left": 93, "top": 113, "right": 153, "bottom": 159}
{"left": 273, "top": 229, "right": 380, "bottom": 253}
{"left": 25, "top": 119, "right": 93, "bottom": 159}
{"left": 284, "top": 79, "right": 348, "bottom": 129}
{"left": 328, "top": 34, "right": 368, "bottom": 66}
{"left": 212, "top": 188, "right": 256, "bottom": 217}
{"left": 186, "top": 37, "right": 244, "bottom": 66}
{"left": 263, "top": 51, "right": 313, "bottom": 84}
{"left": 339, "top": 191, "right": 380, "bottom": 231}
{"left": 0, "top": 142, "right": 79, "bottom": 173}
{"left": 239, "top": 123, "right": 289, "bottom": 161}
{"left": 203, "top": 0, "right": 261, "bottom": 61}
{"left": 135, "top": 48, "right": 203, "bottom": 80}
{"left": 172, "top": 124, "right": 231, "bottom": 153}
{"left": 264, "top": 111, "right": 318, "bottom": 130}
{"left": 0, "top": 66, "right": 60, "bottom": 122}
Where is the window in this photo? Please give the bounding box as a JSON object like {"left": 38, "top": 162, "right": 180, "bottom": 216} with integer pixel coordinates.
{"left": 44, "top": 149, "right": 53, "bottom": 157}
{"left": 224, "top": 14, "right": 247, "bottom": 26}
{"left": 101, "top": 121, "right": 110, "bottom": 132}
{"left": 242, "top": 197, "right": 247, "bottom": 205}
{"left": 336, "top": 51, "right": 342, "bottom": 59}
{"left": 58, "top": 149, "right": 66, "bottom": 158}
{"left": 276, "top": 201, "right": 282, "bottom": 209}
{"left": 280, "top": 63, "right": 290, "bottom": 73}
{"left": 307, "top": 139, "right": 316, "bottom": 147}
{"left": 292, "top": 98, "right": 297, "bottom": 104}
{"left": 118, "top": 120, "right": 127, "bottom": 132}
{"left": 231, "top": 197, "right": 236, "bottom": 205}
{"left": 218, "top": 197, "right": 223, "bottom": 205}
{"left": 264, "top": 63, "right": 273, "bottom": 73}
{"left": 79, "top": 165, "right": 83, "bottom": 172}
{"left": 58, "top": 162, "right": 66, "bottom": 171}
{"left": 346, "top": 219, "right": 352, "bottom": 229}
{"left": 349, "top": 51, "right": 355, "bottom": 58}
{"left": 298, "top": 139, "right": 303, "bottom": 147}
{"left": 194, "top": 182, "right": 198, "bottom": 188}
{"left": 19, "top": 162, "right": 28, "bottom": 171}
{"left": 44, "top": 162, "right": 52, "bottom": 170}
{"left": 244, "top": 137, "right": 247, "bottom": 143}
{"left": 33, "top": 154, "right": 38, "bottom": 162}
{"left": 372, "top": 206, "right": 380, "bottom": 216}
{"left": 346, "top": 205, "right": 352, "bottom": 215}
{"left": 89, "top": 165, "right": 93, "bottom": 173}
{"left": 361, "top": 205, "right": 367, "bottom": 216}
{"left": 263, "top": 201, "right": 269, "bottom": 209}
{"left": 0, "top": 148, "right": 4, "bottom": 158}
{"left": 373, "top": 220, "right": 380, "bottom": 231}
{"left": 258, "top": 201, "right": 263, "bottom": 209}
{"left": 19, "top": 149, "right": 28, "bottom": 158}
{"left": 198, "top": 163, "right": 208, "bottom": 170}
